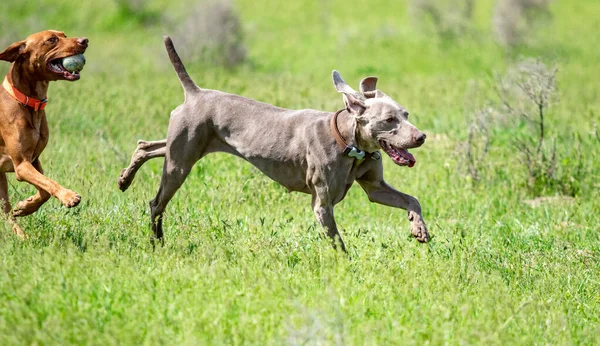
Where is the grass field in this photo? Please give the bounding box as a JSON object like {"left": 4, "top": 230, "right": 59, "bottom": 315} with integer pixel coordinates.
{"left": 1, "top": 0, "right": 599, "bottom": 344}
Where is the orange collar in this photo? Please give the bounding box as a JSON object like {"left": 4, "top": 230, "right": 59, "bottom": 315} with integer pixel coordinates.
{"left": 2, "top": 76, "right": 48, "bottom": 111}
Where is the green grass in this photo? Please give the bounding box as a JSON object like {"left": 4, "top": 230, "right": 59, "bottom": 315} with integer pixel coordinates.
{"left": 1, "top": 0, "right": 599, "bottom": 344}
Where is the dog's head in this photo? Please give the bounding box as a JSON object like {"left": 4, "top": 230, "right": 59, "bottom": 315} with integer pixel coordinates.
{"left": 332, "top": 70, "right": 426, "bottom": 167}
{"left": 0, "top": 30, "right": 88, "bottom": 82}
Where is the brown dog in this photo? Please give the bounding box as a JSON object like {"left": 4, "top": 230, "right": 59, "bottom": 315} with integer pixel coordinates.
{"left": 0, "top": 30, "right": 88, "bottom": 237}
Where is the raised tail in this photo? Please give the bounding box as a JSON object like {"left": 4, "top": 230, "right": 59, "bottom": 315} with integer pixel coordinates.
{"left": 163, "top": 36, "right": 199, "bottom": 94}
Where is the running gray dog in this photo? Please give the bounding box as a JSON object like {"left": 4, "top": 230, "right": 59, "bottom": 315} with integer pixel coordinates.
{"left": 118, "top": 36, "right": 429, "bottom": 251}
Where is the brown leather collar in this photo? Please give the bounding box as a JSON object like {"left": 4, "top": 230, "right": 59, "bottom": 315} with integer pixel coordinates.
{"left": 329, "top": 109, "right": 380, "bottom": 161}
{"left": 2, "top": 76, "right": 48, "bottom": 111}
{"left": 330, "top": 109, "right": 350, "bottom": 150}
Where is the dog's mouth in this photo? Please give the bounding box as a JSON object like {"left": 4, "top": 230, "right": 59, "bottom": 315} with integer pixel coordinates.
{"left": 379, "top": 140, "right": 416, "bottom": 167}
{"left": 47, "top": 56, "right": 82, "bottom": 81}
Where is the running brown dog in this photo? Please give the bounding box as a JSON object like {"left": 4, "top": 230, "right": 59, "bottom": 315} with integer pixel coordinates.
{"left": 0, "top": 30, "right": 88, "bottom": 237}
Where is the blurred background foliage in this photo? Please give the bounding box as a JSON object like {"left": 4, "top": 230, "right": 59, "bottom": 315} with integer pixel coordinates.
{"left": 1, "top": 1, "right": 599, "bottom": 344}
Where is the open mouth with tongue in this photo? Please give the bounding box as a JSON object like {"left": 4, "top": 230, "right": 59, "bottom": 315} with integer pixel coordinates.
{"left": 47, "top": 55, "right": 84, "bottom": 81}
{"left": 379, "top": 140, "right": 416, "bottom": 167}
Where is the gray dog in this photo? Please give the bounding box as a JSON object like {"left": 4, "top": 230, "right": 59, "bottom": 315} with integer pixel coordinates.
{"left": 118, "top": 37, "right": 429, "bottom": 251}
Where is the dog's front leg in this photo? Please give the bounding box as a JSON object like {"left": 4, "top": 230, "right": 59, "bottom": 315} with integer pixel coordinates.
{"left": 12, "top": 159, "right": 52, "bottom": 216}
{"left": 311, "top": 191, "right": 347, "bottom": 252}
{"left": 13, "top": 159, "right": 80, "bottom": 210}
{"left": 358, "top": 177, "right": 429, "bottom": 242}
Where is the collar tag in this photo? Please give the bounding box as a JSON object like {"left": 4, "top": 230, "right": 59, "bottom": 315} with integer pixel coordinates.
{"left": 344, "top": 146, "right": 366, "bottom": 160}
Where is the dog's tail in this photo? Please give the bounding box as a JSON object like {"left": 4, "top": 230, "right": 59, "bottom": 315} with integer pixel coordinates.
{"left": 164, "top": 36, "right": 199, "bottom": 94}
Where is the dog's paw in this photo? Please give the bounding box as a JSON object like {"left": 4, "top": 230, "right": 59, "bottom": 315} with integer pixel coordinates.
{"left": 12, "top": 205, "right": 30, "bottom": 217}
{"left": 411, "top": 224, "right": 429, "bottom": 243}
{"left": 409, "top": 211, "right": 429, "bottom": 243}
{"left": 58, "top": 189, "right": 81, "bottom": 208}
{"left": 12, "top": 196, "right": 43, "bottom": 217}
{"left": 118, "top": 168, "right": 132, "bottom": 192}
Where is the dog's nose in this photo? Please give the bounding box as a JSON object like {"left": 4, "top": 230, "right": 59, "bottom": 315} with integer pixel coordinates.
{"left": 77, "top": 38, "right": 89, "bottom": 47}
{"left": 414, "top": 132, "right": 426, "bottom": 145}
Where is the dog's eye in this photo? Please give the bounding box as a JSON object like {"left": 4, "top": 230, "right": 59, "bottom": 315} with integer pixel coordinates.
{"left": 47, "top": 37, "right": 58, "bottom": 44}
{"left": 386, "top": 117, "right": 395, "bottom": 123}
{"left": 403, "top": 111, "right": 409, "bottom": 119}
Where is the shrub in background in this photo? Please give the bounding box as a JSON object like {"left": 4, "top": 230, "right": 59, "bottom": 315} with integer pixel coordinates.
{"left": 174, "top": 0, "right": 247, "bottom": 68}
{"left": 411, "top": 0, "right": 553, "bottom": 47}
{"left": 496, "top": 59, "right": 588, "bottom": 196}
{"left": 410, "top": 0, "right": 475, "bottom": 40}
{"left": 495, "top": 59, "right": 557, "bottom": 149}
{"left": 493, "top": 0, "right": 553, "bottom": 46}
{"left": 460, "top": 58, "right": 593, "bottom": 197}
{"left": 462, "top": 106, "right": 494, "bottom": 182}
{"left": 495, "top": 59, "right": 566, "bottom": 195}
{"left": 113, "top": 0, "right": 162, "bottom": 27}
{"left": 0, "top": 12, "right": 45, "bottom": 49}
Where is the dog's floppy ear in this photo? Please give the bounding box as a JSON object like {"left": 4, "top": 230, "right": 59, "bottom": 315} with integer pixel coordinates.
{"left": 332, "top": 70, "right": 366, "bottom": 116}
{"left": 0, "top": 40, "right": 26, "bottom": 62}
{"left": 359, "top": 76, "right": 378, "bottom": 94}
{"left": 360, "top": 76, "right": 392, "bottom": 99}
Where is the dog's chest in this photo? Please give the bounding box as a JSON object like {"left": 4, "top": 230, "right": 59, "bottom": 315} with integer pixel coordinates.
{"left": 25, "top": 112, "right": 49, "bottom": 160}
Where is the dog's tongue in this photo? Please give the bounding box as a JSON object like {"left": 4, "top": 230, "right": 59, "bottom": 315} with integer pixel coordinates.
{"left": 62, "top": 70, "right": 80, "bottom": 80}
{"left": 399, "top": 149, "right": 416, "bottom": 167}
{"left": 379, "top": 141, "right": 417, "bottom": 167}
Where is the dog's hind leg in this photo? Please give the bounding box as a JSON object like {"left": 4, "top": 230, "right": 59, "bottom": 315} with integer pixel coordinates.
{"left": 0, "top": 172, "right": 11, "bottom": 215}
{"left": 149, "top": 158, "right": 192, "bottom": 242}
{"left": 118, "top": 139, "right": 166, "bottom": 192}
{"left": 0, "top": 172, "right": 25, "bottom": 239}
{"left": 148, "top": 119, "right": 212, "bottom": 243}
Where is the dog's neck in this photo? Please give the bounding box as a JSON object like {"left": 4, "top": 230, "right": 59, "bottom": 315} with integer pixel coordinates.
{"left": 335, "top": 109, "right": 359, "bottom": 148}
{"left": 337, "top": 109, "right": 378, "bottom": 153}
{"left": 354, "top": 123, "right": 379, "bottom": 153}
{"left": 8, "top": 64, "right": 49, "bottom": 101}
